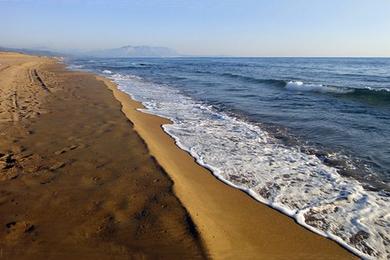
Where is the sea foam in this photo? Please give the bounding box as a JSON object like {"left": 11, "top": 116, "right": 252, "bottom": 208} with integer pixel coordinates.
{"left": 102, "top": 69, "right": 112, "bottom": 74}
{"left": 286, "top": 81, "right": 354, "bottom": 94}
{"left": 111, "top": 73, "right": 389, "bottom": 259}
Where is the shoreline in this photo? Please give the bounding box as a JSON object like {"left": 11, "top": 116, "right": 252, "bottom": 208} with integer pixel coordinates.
{"left": 99, "top": 76, "right": 356, "bottom": 259}
{"left": 0, "top": 52, "right": 206, "bottom": 259}
{"left": 0, "top": 51, "right": 356, "bottom": 258}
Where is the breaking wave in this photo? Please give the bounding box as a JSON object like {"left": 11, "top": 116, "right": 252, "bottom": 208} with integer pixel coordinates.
{"left": 219, "top": 72, "right": 390, "bottom": 103}
{"left": 286, "top": 81, "right": 354, "bottom": 94}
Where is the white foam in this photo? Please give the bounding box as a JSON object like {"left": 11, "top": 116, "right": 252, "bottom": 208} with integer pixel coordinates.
{"left": 54, "top": 56, "right": 64, "bottom": 62}
{"left": 365, "top": 86, "right": 390, "bottom": 92}
{"left": 111, "top": 73, "right": 389, "bottom": 259}
{"left": 102, "top": 69, "right": 112, "bottom": 74}
{"left": 286, "top": 81, "right": 354, "bottom": 94}
{"left": 67, "top": 64, "right": 84, "bottom": 70}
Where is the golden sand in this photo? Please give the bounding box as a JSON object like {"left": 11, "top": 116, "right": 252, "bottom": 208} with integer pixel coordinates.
{"left": 0, "top": 51, "right": 355, "bottom": 259}
{"left": 0, "top": 52, "right": 205, "bottom": 259}
{"left": 102, "top": 76, "right": 356, "bottom": 259}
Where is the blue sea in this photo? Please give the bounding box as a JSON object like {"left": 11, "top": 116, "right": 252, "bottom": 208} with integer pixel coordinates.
{"left": 69, "top": 57, "right": 390, "bottom": 259}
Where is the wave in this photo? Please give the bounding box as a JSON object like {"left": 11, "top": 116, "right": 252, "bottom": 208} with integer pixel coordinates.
{"left": 109, "top": 72, "right": 389, "bottom": 259}
{"left": 286, "top": 81, "right": 353, "bottom": 94}
{"left": 286, "top": 81, "right": 390, "bottom": 103}
{"left": 347, "top": 87, "right": 390, "bottom": 102}
{"left": 95, "top": 63, "right": 152, "bottom": 71}
{"left": 219, "top": 73, "right": 390, "bottom": 103}
{"left": 67, "top": 64, "right": 84, "bottom": 70}
{"left": 221, "top": 72, "right": 286, "bottom": 87}
{"left": 102, "top": 69, "right": 112, "bottom": 74}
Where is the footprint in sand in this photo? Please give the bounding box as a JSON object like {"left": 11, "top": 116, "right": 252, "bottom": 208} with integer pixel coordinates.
{"left": 49, "top": 161, "right": 66, "bottom": 171}
{"left": 0, "top": 153, "right": 16, "bottom": 170}
{"left": 54, "top": 144, "right": 80, "bottom": 155}
{"left": 54, "top": 148, "right": 68, "bottom": 155}
{"left": 5, "top": 221, "right": 35, "bottom": 241}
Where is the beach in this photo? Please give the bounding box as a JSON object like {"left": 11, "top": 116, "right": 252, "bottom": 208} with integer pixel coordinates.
{"left": 0, "top": 52, "right": 355, "bottom": 259}
{"left": 0, "top": 52, "right": 205, "bottom": 259}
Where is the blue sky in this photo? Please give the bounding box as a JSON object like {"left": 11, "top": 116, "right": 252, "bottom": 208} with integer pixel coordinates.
{"left": 1, "top": 0, "right": 390, "bottom": 56}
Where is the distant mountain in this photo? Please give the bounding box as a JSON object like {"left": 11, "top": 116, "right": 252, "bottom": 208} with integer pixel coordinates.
{"left": 0, "top": 46, "right": 63, "bottom": 57}
{"left": 86, "top": 45, "right": 180, "bottom": 58}
{"left": 0, "top": 45, "right": 182, "bottom": 58}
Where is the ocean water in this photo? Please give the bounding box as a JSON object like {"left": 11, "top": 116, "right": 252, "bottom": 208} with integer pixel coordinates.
{"left": 69, "top": 57, "right": 390, "bottom": 259}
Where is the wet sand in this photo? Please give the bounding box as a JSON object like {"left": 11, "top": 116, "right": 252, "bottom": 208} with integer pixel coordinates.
{"left": 102, "top": 78, "right": 357, "bottom": 259}
{"left": 0, "top": 52, "right": 206, "bottom": 259}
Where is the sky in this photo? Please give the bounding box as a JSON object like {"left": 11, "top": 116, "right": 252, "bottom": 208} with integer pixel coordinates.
{"left": 1, "top": 0, "right": 390, "bottom": 57}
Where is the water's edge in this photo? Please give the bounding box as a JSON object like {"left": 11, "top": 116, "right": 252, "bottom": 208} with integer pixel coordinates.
{"left": 66, "top": 61, "right": 388, "bottom": 259}
{"left": 112, "top": 80, "right": 366, "bottom": 259}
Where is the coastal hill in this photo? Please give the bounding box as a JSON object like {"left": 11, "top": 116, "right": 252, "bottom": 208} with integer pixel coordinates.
{"left": 0, "top": 45, "right": 181, "bottom": 58}
{"left": 0, "top": 46, "right": 62, "bottom": 57}
{"left": 86, "top": 45, "right": 180, "bottom": 57}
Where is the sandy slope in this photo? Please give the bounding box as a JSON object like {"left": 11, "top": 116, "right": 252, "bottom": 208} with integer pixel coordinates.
{"left": 0, "top": 52, "right": 206, "bottom": 259}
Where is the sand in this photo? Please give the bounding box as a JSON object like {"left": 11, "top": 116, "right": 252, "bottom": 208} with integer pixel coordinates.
{"left": 0, "top": 52, "right": 206, "bottom": 259}
{"left": 0, "top": 51, "right": 355, "bottom": 259}
{"left": 102, "top": 77, "right": 357, "bottom": 259}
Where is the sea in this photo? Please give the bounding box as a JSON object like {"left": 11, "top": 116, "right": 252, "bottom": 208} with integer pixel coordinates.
{"left": 68, "top": 57, "right": 390, "bottom": 259}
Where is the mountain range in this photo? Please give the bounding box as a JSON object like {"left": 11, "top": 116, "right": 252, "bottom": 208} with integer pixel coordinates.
{"left": 85, "top": 45, "right": 180, "bottom": 57}
{"left": 0, "top": 45, "right": 181, "bottom": 58}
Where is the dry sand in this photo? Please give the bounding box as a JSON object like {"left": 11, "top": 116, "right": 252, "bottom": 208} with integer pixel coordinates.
{"left": 0, "top": 52, "right": 206, "bottom": 259}
{"left": 102, "top": 77, "right": 356, "bottom": 259}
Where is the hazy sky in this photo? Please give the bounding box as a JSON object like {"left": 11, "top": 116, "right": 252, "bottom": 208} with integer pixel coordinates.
{"left": 1, "top": 0, "right": 390, "bottom": 56}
